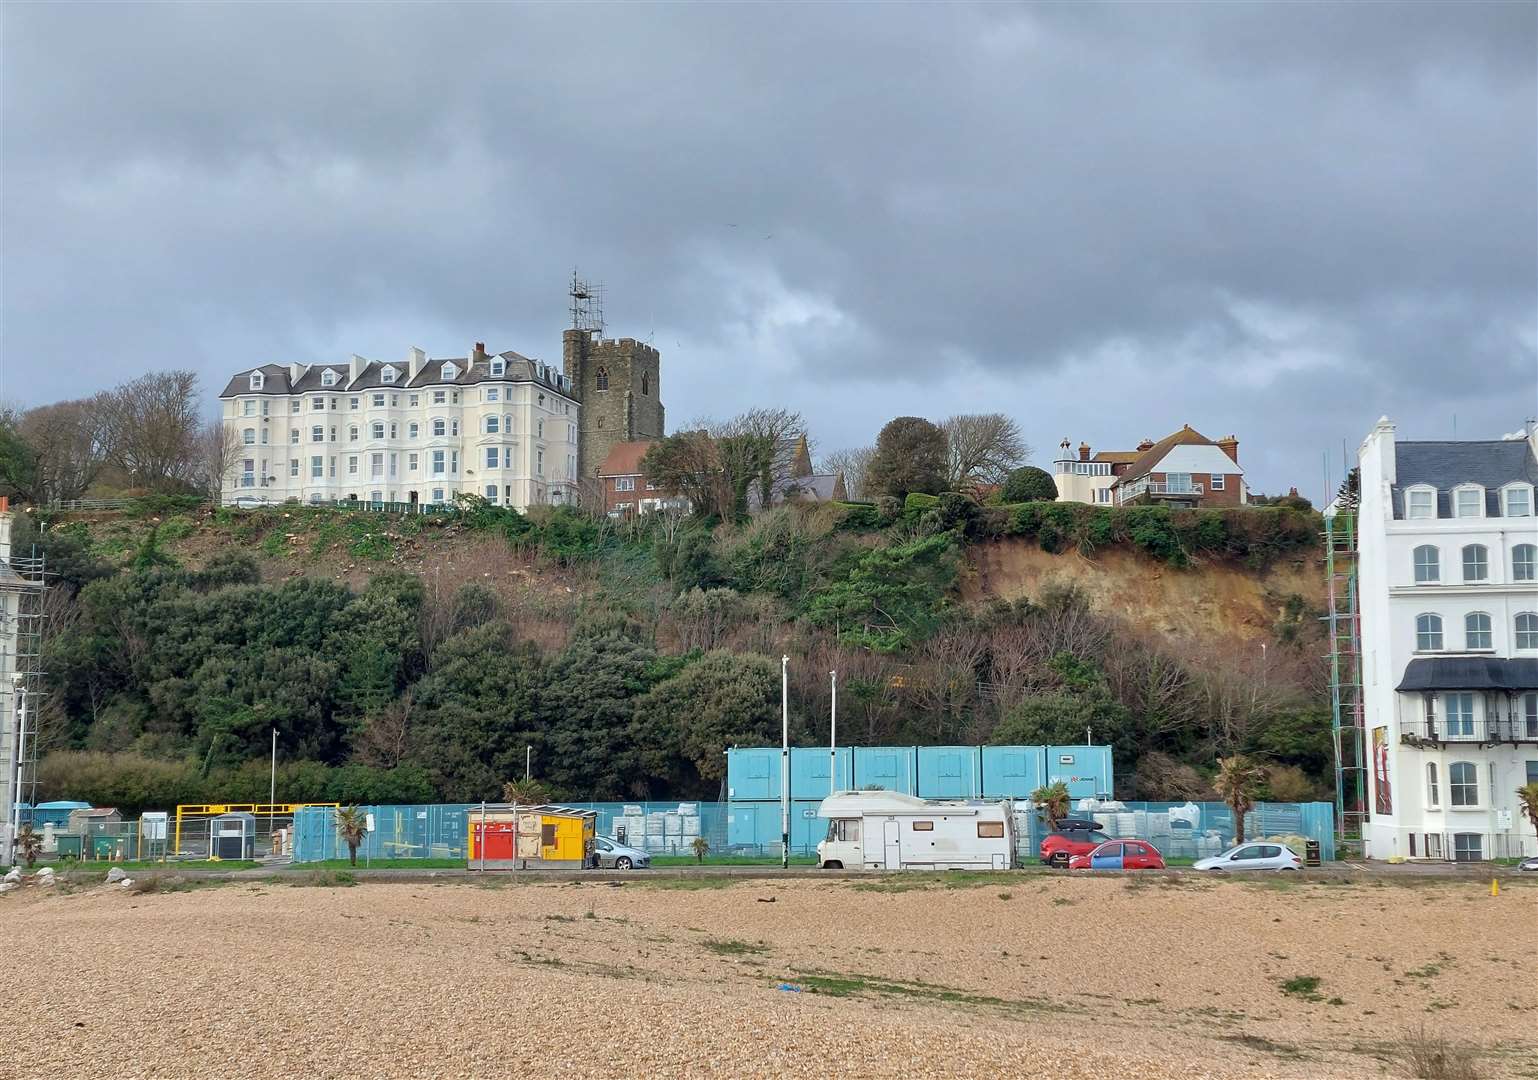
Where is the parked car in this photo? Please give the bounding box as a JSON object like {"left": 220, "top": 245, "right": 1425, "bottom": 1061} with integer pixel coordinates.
{"left": 1193, "top": 842, "right": 1301, "bottom": 872}
{"left": 1517, "top": 855, "right": 1538, "bottom": 873}
{"left": 1040, "top": 826, "right": 1113, "bottom": 867}
{"left": 593, "top": 836, "right": 650, "bottom": 870}
{"left": 229, "top": 495, "right": 276, "bottom": 509}
{"left": 1068, "top": 839, "right": 1166, "bottom": 871}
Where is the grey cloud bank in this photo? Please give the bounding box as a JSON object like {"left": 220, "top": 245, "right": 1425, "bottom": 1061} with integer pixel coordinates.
{"left": 2, "top": 2, "right": 1533, "bottom": 496}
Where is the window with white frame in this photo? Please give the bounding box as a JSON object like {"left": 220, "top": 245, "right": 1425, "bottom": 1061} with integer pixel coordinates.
{"left": 450, "top": 450, "right": 458, "bottom": 474}
{"left": 408, "top": 422, "right": 419, "bottom": 439}
{"left": 347, "top": 456, "right": 359, "bottom": 476}
{"left": 249, "top": 372, "right": 264, "bottom": 391}
{"left": 381, "top": 366, "right": 397, "bottom": 384}
{"left": 390, "top": 394, "right": 398, "bottom": 407}
{"left": 370, "top": 422, "right": 383, "bottom": 440}
{"left": 407, "top": 452, "right": 418, "bottom": 472}
{"left": 432, "top": 488, "right": 444, "bottom": 503}
{"left": 260, "top": 429, "right": 268, "bottom": 445}
{"left": 486, "top": 388, "right": 499, "bottom": 401}
{"left": 1211, "top": 474, "right": 1225, "bottom": 491}
{"left": 450, "top": 419, "right": 459, "bottom": 436}
{"left": 290, "top": 430, "right": 299, "bottom": 444}
{"left": 390, "top": 422, "right": 397, "bottom": 439}
{"left": 442, "top": 363, "right": 457, "bottom": 380}
{"left": 1448, "top": 761, "right": 1478, "bottom": 806}
{"left": 1445, "top": 694, "right": 1475, "bottom": 738}
{"left": 432, "top": 418, "right": 446, "bottom": 437}
{"left": 348, "top": 426, "right": 358, "bottom": 442}
{"left": 1516, "top": 612, "right": 1538, "bottom": 649}
{"left": 486, "top": 416, "right": 499, "bottom": 434}
{"left": 1464, "top": 612, "right": 1492, "bottom": 650}
{"left": 485, "top": 447, "right": 498, "bottom": 469}
{"left": 1515, "top": 544, "right": 1537, "bottom": 581}
{"left": 1413, "top": 545, "right": 1439, "bottom": 583}
{"left": 1502, "top": 483, "right": 1532, "bottom": 518}
{"left": 431, "top": 450, "right": 445, "bottom": 476}
{"left": 242, "top": 428, "right": 256, "bottom": 445}
{"left": 350, "top": 397, "right": 359, "bottom": 410}
{"left": 1461, "top": 544, "right": 1488, "bottom": 582}
{"left": 329, "top": 456, "right": 336, "bottom": 477}
{"left": 615, "top": 477, "right": 635, "bottom": 491}
{"left": 504, "top": 414, "right": 513, "bottom": 434}
{"left": 321, "top": 369, "right": 337, "bottom": 387}
{"left": 312, "top": 397, "right": 325, "bottom": 411}
{"left": 502, "top": 447, "right": 512, "bottom": 468}
{"left": 1425, "top": 763, "right": 1439, "bottom": 808}
{"left": 485, "top": 484, "right": 498, "bottom": 501}
{"left": 1453, "top": 485, "right": 1483, "bottom": 518}
{"left": 1405, "top": 486, "right": 1436, "bottom": 519}
{"left": 311, "top": 425, "right": 324, "bottom": 443}
{"left": 1416, "top": 613, "right": 1443, "bottom": 651}
{"left": 370, "top": 453, "right": 383, "bottom": 479}
{"left": 491, "top": 358, "right": 505, "bottom": 377}
{"left": 409, "top": 394, "right": 419, "bottom": 407}
{"left": 1452, "top": 833, "right": 1482, "bottom": 861}
{"left": 433, "top": 390, "right": 446, "bottom": 404}
{"left": 372, "top": 393, "right": 385, "bottom": 407}
{"left": 289, "top": 459, "right": 300, "bottom": 478}
{"left": 311, "top": 456, "right": 324, "bottom": 478}
{"left": 1524, "top": 692, "right": 1538, "bottom": 738}
{"left": 242, "top": 399, "right": 256, "bottom": 417}
{"left": 329, "top": 426, "right": 337, "bottom": 442}
{"left": 536, "top": 448, "right": 544, "bottom": 475}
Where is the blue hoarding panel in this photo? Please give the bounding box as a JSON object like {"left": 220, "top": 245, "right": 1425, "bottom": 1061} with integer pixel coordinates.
{"left": 853, "top": 746, "right": 916, "bottom": 794}
{"left": 981, "top": 746, "right": 1047, "bottom": 798}
{"left": 790, "top": 747, "right": 854, "bottom": 800}
{"left": 726, "top": 747, "right": 781, "bottom": 802}
{"left": 1046, "top": 745, "right": 1113, "bottom": 799}
{"left": 916, "top": 746, "right": 981, "bottom": 798}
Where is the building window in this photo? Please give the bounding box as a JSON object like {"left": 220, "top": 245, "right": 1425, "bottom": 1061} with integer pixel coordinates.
{"left": 1425, "top": 763, "right": 1439, "bottom": 808}
{"left": 312, "top": 397, "right": 325, "bottom": 411}
{"left": 1165, "top": 472, "right": 1195, "bottom": 494}
{"left": 1415, "top": 613, "right": 1443, "bottom": 651}
{"left": 1523, "top": 693, "right": 1538, "bottom": 738}
{"left": 486, "top": 416, "right": 499, "bottom": 434}
{"left": 485, "top": 447, "right": 498, "bottom": 469}
{"left": 290, "top": 430, "right": 299, "bottom": 445}
{"left": 291, "top": 400, "right": 301, "bottom": 414}
{"left": 241, "top": 428, "right": 255, "bottom": 445}
{"left": 1446, "top": 695, "right": 1475, "bottom": 739}
{"left": 485, "top": 484, "right": 498, "bottom": 502}
{"left": 370, "top": 453, "right": 384, "bottom": 479}
{"left": 1453, "top": 486, "right": 1483, "bottom": 518}
{"left": 408, "top": 422, "right": 419, "bottom": 439}
{"left": 1413, "top": 545, "right": 1439, "bottom": 583}
{"left": 432, "top": 488, "right": 444, "bottom": 503}
{"left": 536, "top": 419, "right": 544, "bottom": 439}
{"left": 311, "top": 426, "right": 324, "bottom": 443}
{"left": 371, "top": 422, "right": 385, "bottom": 439}
{"left": 441, "top": 363, "right": 458, "bottom": 381}
{"left": 367, "top": 393, "right": 382, "bottom": 407}
{"left": 321, "top": 369, "right": 337, "bottom": 387}
{"left": 1502, "top": 483, "right": 1532, "bottom": 518}
{"left": 433, "top": 390, "right": 446, "bottom": 404}
{"left": 289, "top": 459, "right": 299, "bottom": 478}
{"left": 450, "top": 420, "right": 459, "bottom": 436}
{"left": 615, "top": 477, "right": 635, "bottom": 492}
{"left": 1448, "top": 761, "right": 1477, "bottom": 805}
{"left": 490, "top": 359, "right": 505, "bottom": 377}
{"left": 1452, "top": 833, "right": 1482, "bottom": 861}
{"left": 1513, "top": 544, "right": 1536, "bottom": 581}
{"left": 536, "top": 448, "right": 544, "bottom": 475}
{"left": 502, "top": 447, "right": 512, "bottom": 469}
{"left": 1461, "top": 544, "right": 1488, "bottom": 582}
{"left": 242, "top": 399, "right": 257, "bottom": 417}
{"left": 310, "top": 456, "right": 324, "bottom": 478}
{"left": 1464, "top": 613, "right": 1492, "bottom": 650}
{"left": 450, "top": 450, "right": 458, "bottom": 474}
{"left": 432, "top": 419, "right": 446, "bottom": 437}
{"left": 381, "top": 366, "right": 397, "bottom": 384}
{"left": 1516, "top": 612, "right": 1538, "bottom": 649}
{"left": 1211, "top": 474, "right": 1225, "bottom": 491}
{"left": 595, "top": 366, "right": 609, "bottom": 391}
{"left": 1406, "top": 487, "right": 1436, "bottom": 519}
{"left": 431, "top": 450, "right": 445, "bottom": 476}
{"left": 407, "top": 452, "right": 418, "bottom": 472}
{"left": 486, "top": 388, "right": 499, "bottom": 401}
{"left": 347, "top": 456, "right": 359, "bottom": 475}
{"left": 349, "top": 397, "right": 359, "bottom": 410}
{"left": 249, "top": 372, "right": 264, "bottom": 391}
{"left": 505, "top": 414, "right": 513, "bottom": 434}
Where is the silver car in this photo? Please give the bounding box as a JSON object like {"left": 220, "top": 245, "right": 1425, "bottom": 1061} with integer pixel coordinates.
{"left": 1194, "top": 842, "right": 1302, "bottom": 872}
{"left": 594, "top": 836, "right": 650, "bottom": 870}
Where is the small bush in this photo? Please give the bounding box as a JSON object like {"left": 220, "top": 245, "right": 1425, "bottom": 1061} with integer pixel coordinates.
{"left": 289, "top": 870, "right": 355, "bottom": 888}
{"left": 1399, "top": 1025, "right": 1480, "bottom": 1080}
{"left": 1280, "top": 975, "right": 1322, "bottom": 1000}
{"left": 903, "top": 492, "right": 940, "bottom": 514}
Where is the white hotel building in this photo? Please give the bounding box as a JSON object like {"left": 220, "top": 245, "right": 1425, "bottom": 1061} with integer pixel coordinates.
{"left": 219, "top": 344, "right": 579, "bottom": 510}
{"left": 1356, "top": 417, "right": 1538, "bottom": 861}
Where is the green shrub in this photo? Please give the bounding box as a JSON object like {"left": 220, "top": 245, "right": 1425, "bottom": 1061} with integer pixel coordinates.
{"left": 903, "top": 492, "right": 940, "bottom": 514}
{"left": 126, "top": 494, "right": 206, "bottom": 518}
{"left": 835, "top": 502, "right": 882, "bottom": 531}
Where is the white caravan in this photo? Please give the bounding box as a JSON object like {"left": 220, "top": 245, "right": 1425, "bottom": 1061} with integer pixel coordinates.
{"left": 815, "top": 791, "right": 1016, "bottom": 871}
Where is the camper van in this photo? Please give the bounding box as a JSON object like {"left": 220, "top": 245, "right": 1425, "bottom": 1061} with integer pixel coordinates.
{"left": 814, "top": 791, "right": 1016, "bottom": 871}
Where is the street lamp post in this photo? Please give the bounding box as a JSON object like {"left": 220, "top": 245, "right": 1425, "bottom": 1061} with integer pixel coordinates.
{"left": 781, "top": 656, "right": 789, "bottom": 870}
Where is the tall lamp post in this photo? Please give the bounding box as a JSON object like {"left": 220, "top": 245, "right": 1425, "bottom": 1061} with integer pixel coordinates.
{"left": 8, "top": 675, "right": 26, "bottom": 864}
{"left": 780, "top": 656, "right": 789, "bottom": 870}
{"left": 829, "top": 670, "right": 837, "bottom": 799}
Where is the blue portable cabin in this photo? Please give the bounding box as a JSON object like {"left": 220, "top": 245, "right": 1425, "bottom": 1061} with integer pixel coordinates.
{"left": 980, "top": 746, "right": 1047, "bottom": 799}
{"left": 21, "top": 801, "right": 91, "bottom": 829}
{"left": 725, "top": 747, "right": 781, "bottom": 802}
{"left": 1046, "top": 745, "right": 1114, "bottom": 799}
{"left": 916, "top": 746, "right": 981, "bottom": 798}
{"left": 852, "top": 746, "right": 917, "bottom": 794}
{"left": 789, "top": 747, "right": 853, "bottom": 801}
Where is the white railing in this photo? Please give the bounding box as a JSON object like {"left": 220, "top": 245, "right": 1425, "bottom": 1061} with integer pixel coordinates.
{"left": 1116, "top": 479, "right": 1204, "bottom": 504}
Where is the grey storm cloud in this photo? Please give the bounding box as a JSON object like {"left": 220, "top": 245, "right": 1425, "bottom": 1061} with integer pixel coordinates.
{"left": 2, "top": 1, "right": 1534, "bottom": 495}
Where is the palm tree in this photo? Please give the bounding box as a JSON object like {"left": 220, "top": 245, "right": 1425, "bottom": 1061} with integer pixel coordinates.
{"left": 502, "top": 778, "right": 551, "bottom": 805}
{"left": 1517, "top": 783, "right": 1538, "bottom": 851}
{"left": 335, "top": 806, "right": 368, "bottom": 867}
{"left": 1030, "top": 780, "right": 1071, "bottom": 831}
{"left": 1213, "top": 755, "right": 1267, "bottom": 845}
{"left": 14, "top": 824, "right": 43, "bottom": 868}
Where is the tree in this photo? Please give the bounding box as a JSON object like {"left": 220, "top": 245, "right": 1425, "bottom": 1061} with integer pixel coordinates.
{"left": 691, "top": 836, "right": 710, "bottom": 863}
{"left": 942, "top": 414, "right": 1028, "bottom": 490}
{"left": 1030, "top": 780, "right": 1070, "bottom": 831}
{"left": 633, "top": 651, "right": 780, "bottom": 798}
{"left": 1000, "top": 466, "right": 1057, "bottom": 504}
{"left": 868, "top": 417, "right": 946, "bottom": 498}
{"left": 502, "top": 777, "right": 552, "bottom": 804}
{"left": 1334, "top": 467, "right": 1360, "bottom": 513}
{"left": 1212, "top": 755, "right": 1266, "bottom": 845}
{"left": 101, "top": 370, "right": 203, "bottom": 491}
{"left": 1518, "top": 782, "right": 1538, "bottom": 847}
{"left": 642, "top": 430, "right": 723, "bottom": 517}
{"left": 20, "top": 399, "right": 113, "bottom": 503}
{"left": 819, "top": 446, "right": 875, "bottom": 501}
{"left": 718, "top": 408, "right": 807, "bottom": 511}
{"left": 13, "top": 824, "right": 43, "bottom": 867}
{"left": 196, "top": 420, "right": 245, "bottom": 501}
{"left": 334, "top": 806, "right": 368, "bottom": 867}
{"left": 540, "top": 632, "right": 658, "bottom": 800}
{"left": 0, "top": 405, "right": 38, "bottom": 502}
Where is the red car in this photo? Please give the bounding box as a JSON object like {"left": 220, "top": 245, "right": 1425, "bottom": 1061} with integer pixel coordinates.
{"left": 1068, "top": 839, "right": 1166, "bottom": 871}
{"left": 1039, "top": 827, "right": 1113, "bottom": 868}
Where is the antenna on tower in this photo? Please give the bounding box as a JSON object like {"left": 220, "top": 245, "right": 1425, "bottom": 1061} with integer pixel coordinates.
{"left": 569, "top": 269, "right": 604, "bottom": 335}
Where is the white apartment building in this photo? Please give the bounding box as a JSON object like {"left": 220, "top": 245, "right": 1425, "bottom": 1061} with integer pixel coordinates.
{"left": 219, "top": 344, "right": 580, "bottom": 510}
{"left": 1355, "top": 417, "right": 1538, "bottom": 861}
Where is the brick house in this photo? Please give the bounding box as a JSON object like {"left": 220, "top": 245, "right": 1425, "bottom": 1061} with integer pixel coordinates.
{"left": 1109, "top": 425, "right": 1247, "bottom": 508}
{"left": 596, "top": 440, "right": 687, "bottom": 518}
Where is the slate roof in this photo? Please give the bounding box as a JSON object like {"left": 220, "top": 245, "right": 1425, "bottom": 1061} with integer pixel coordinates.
{"left": 219, "top": 349, "right": 576, "bottom": 401}
{"left": 1397, "top": 656, "right": 1538, "bottom": 692}
{"left": 1391, "top": 439, "right": 1538, "bottom": 518}
{"left": 217, "top": 364, "right": 293, "bottom": 397}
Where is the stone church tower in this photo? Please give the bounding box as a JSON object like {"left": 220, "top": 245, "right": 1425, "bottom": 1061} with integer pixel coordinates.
{"left": 563, "top": 329, "right": 665, "bottom": 483}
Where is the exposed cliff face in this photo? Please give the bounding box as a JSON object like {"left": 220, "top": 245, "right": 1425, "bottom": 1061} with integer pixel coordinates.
{"left": 963, "top": 539, "right": 1325, "bottom": 645}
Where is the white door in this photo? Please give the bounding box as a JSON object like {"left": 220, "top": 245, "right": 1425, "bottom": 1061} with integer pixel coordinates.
{"left": 883, "top": 819, "right": 900, "bottom": 870}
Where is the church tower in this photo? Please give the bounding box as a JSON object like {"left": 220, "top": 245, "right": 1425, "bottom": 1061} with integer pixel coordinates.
{"left": 563, "top": 329, "right": 664, "bottom": 482}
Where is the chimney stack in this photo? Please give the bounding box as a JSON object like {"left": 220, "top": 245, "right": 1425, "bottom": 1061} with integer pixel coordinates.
{"left": 408, "top": 347, "right": 426, "bottom": 379}
{"left": 1078, "top": 442, "right": 1091, "bottom": 462}
{"left": 1217, "top": 435, "right": 1239, "bottom": 464}
{"left": 472, "top": 342, "right": 487, "bottom": 365}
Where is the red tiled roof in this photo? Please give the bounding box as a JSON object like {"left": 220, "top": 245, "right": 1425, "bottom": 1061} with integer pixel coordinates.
{"left": 598, "top": 440, "right": 658, "bottom": 477}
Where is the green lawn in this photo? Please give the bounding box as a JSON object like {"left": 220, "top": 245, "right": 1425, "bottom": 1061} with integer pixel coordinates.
{"left": 297, "top": 857, "right": 467, "bottom": 870}
{"left": 649, "top": 854, "right": 821, "bottom": 867}
{"left": 47, "top": 859, "right": 262, "bottom": 872}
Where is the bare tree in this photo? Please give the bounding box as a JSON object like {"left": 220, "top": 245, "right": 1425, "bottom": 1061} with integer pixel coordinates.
{"left": 101, "top": 370, "right": 203, "bottom": 490}
{"left": 196, "top": 420, "right": 245, "bottom": 501}
{"left": 819, "top": 445, "right": 875, "bottom": 501}
{"left": 941, "top": 413, "right": 1030, "bottom": 490}
{"left": 1194, "top": 644, "right": 1299, "bottom": 754}
{"left": 716, "top": 408, "right": 808, "bottom": 509}
{"left": 20, "top": 398, "right": 113, "bottom": 503}
{"left": 355, "top": 691, "right": 415, "bottom": 768}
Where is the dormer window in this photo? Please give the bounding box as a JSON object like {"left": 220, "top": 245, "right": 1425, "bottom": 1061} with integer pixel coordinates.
{"left": 381, "top": 365, "right": 397, "bottom": 384}
{"left": 320, "top": 369, "right": 338, "bottom": 387}
{"left": 490, "top": 358, "right": 505, "bottom": 377}
{"left": 1501, "top": 482, "right": 1532, "bottom": 518}
{"left": 441, "top": 363, "right": 458, "bottom": 381}
{"left": 249, "top": 371, "right": 265, "bottom": 391}
{"left": 1405, "top": 486, "right": 1437, "bottom": 520}
{"left": 1452, "top": 485, "right": 1484, "bottom": 518}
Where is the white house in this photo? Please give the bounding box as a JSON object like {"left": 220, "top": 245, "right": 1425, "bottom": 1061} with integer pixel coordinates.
{"left": 218, "top": 344, "right": 580, "bottom": 511}
{"left": 1355, "top": 417, "right": 1538, "bottom": 861}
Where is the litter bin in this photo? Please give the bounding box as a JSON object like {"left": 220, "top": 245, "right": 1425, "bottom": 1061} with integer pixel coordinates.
{"left": 1304, "top": 840, "right": 1321, "bottom": 867}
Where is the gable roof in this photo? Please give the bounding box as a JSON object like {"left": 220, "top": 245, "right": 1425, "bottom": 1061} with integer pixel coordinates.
{"left": 1116, "top": 425, "right": 1237, "bottom": 485}
{"left": 1391, "top": 439, "right": 1538, "bottom": 518}
{"left": 598, "top": 440, "right": 659, "bottom": 477}
{"left": 218, "top": 364, "right": 293, "bottom": 397}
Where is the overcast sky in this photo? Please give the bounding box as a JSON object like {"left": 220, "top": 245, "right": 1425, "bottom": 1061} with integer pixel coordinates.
{"left": 3, "top": 2, "right": 1534, "bottom": 496}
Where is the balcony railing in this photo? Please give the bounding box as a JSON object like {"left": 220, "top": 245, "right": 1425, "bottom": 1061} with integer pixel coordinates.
{"left": 1116, "top": 478, "right": 1204, "bottom": 505}
{"left": 1401, "top": 718, "right": 1538, "bottom": 744}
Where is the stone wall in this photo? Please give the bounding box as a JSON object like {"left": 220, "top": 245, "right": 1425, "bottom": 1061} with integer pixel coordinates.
{"left": 563, "top": 330, "right": 665, "bottom": 480}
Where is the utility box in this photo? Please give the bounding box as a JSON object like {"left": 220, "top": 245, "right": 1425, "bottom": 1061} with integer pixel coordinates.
{"left": 1304, "top": 839, "right": 1322, "bottom": 867}
{"left": 210, "top": 813, "right": 255, "bottom": 860}
{"left": 467, "top": 805, "right": 597, "bottom": 870}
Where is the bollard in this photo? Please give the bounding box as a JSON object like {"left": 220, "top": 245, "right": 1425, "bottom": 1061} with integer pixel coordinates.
{"left": 1491, "top": 878, "right": 1499, "bottom": 897}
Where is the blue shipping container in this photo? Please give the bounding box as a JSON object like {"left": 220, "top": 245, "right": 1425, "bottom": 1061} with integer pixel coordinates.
{"left": 726, "top": 747, "right": 781, "bottom": 802}
{"left": 853, "top": 746, "right": 917, "bottom": 794}
{"left": 790, "top": 747, "right": 854, "bottom": 800}
{"left": 916, "top": 746, "right": 981, "bottom": 798}
{"left": 1046, "top": 745, "right": 1114, "bottom": 799}
{"left": 980, "top": 746, "right": 1047, "bottom": 798}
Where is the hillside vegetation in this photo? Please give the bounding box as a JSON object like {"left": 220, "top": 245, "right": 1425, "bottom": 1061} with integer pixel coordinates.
{"left": 24, "top": 495, "right": 1330, "bottom": 813}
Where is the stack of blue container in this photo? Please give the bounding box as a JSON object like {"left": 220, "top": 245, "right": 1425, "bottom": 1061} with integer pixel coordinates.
{"left": 724, "top": 744, "right": 1114, "bottom": 855}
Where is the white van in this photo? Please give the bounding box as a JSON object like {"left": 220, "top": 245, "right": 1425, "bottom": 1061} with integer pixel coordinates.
{"left": 815, "top": 791, "right": 1016, "bottom": 871}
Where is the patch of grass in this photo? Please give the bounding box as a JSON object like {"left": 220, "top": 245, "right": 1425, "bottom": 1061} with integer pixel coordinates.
{"left": 53, "top": 859, "right": 262, "bottom": 873}
{"left": 648, "top": 854, "right": 819, "bottom": 867}
{"left": 301, "top": 858, "right": 465, "bottom": 870}
{"left": 126, "top": 875, "right": 226, "bottom": 895}
{"left": 287, "top": 869, "right": 355, "bottom": 888}
{"left": 789, "top": 969, "right": 1070, "bottom": 1016}
{"left": 704, "top": 938, "right": 768, "bottom": 956}
{"left": 1398, "top": 1025, "right": 1481, "bottom": 1080}
{"left": 630, "top": 876, "right": 740, "bottom": 891}
{"left": 1218, "top": 1034, "right": 1304, "bottom": 1060}
{"left": 1280, "top": 975, "right": 1324, "bottom": 1001}
{"left": 545, "top": 913, "right": 577, "bottom": 923}
{"left": 1051, "top": 897, "right": 1076, "bottom": 907}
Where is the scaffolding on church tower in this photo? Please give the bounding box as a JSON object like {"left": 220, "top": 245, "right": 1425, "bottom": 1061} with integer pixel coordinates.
{"left": 569, "top": 270, "right": 604, "bottom": 335}
{"left": 2, "top": 508, "right": 49, "bottom": 855}
{"left": 1323, "top": 509, "right": 1366, "bottom": 856}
